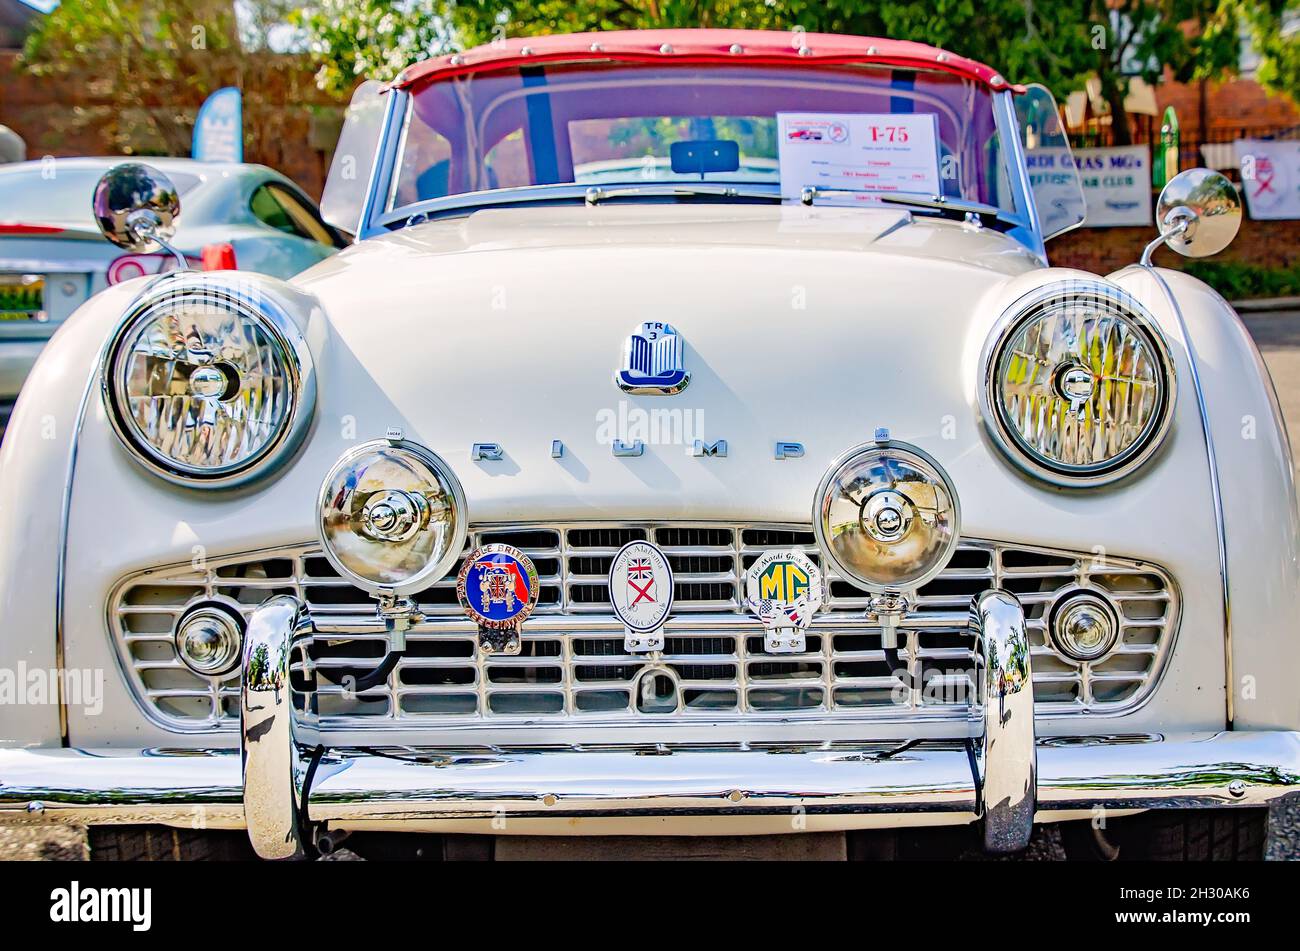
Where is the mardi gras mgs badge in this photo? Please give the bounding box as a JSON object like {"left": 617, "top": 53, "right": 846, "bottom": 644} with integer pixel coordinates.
{"left": 744, "top": 549, "right": 824, "bottom": 654}
{"left": 457, "top": 543, "right": 540, "bottom": 655}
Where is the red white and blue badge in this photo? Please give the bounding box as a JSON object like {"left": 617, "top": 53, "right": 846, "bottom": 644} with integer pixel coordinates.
{"left": 457, "top": 543, "right": 540, "bottom": 655}
{"left": 608, "top": 540, "right": 674, "bottom": 652}
{"left": 744, "top": 549, "right": 824, "bottom": 654}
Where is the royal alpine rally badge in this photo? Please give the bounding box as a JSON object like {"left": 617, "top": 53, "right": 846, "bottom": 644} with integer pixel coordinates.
{"left": 457, "top": 543, "right": 540, "bottom": 655}
{"left": 744, "top": 549, "right": 824, "bottom": 654}
{"left": 608, "top": 540, "right": 674, "bottom": 652}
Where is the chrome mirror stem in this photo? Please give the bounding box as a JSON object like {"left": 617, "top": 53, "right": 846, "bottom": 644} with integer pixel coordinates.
{"left": 1139, "top": 214, "right": 1192, "bottom": 268}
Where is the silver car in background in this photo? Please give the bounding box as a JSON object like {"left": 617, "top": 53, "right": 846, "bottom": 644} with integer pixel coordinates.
{"left": 0, "top": 157, "right": 346, "bottom": 434}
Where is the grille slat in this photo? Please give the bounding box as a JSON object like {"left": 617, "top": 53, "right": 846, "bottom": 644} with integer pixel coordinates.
{"left": 109, "top": 523, "right": 1179, "bottom": 732}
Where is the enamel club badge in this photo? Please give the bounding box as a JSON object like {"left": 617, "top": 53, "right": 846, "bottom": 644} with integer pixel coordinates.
{"left": 457, "top": 543, "right": 540, "bottom": 655}
{"left": 745, "top": 549, "right": 824, "bottom": 654}
{"left": 608, "top": 540, "right": 674, "bottom": 652}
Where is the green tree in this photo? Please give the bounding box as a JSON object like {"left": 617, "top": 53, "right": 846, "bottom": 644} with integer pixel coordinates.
{"left": 22, "top": 0, "right": 245, "bottom": 154}
{"left": 1239, "top": 0, "right": 1300, "bottom": 104}
{"left": 291, "top": 0, "right": 455, "bottom": 95}
{"left": 295, "top": 0, "right": 1249, "bottom": 142}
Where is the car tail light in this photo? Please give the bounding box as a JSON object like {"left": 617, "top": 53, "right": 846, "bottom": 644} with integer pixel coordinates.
{"left": 201, "top": 243, "right": 237, "bottom": 271}
{"left": 108, "top": 253, "right": 196, "bottom": 285}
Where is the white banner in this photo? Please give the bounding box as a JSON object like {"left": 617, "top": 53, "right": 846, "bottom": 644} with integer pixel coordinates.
{"left": 1073, "top": 146, "right": 1152, "bottom": 227}
{"left": 1235, "top": 139, "right": 1300, "bottom": 220}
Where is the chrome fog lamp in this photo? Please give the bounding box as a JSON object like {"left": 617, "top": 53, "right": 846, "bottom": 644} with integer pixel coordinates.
{"left": 1050, "top": 590, "right": 1120, "bottom": 662}
{"left": 981, "top": 281, "right": 1175, "bottom": 487}
{"left": 103, "top": 276, "right": 315, "bottom": 487}
{"left": 814, "top": 438, "right": 961, "bottom": 596}
{"left": 317, "top": 437, "right": 468, "bottom": 597}
{"left": 174, "top": 603, "right": 244, "bottom": 676}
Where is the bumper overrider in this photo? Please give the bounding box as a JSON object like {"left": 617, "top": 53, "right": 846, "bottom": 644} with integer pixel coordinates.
{"left": 2, "top": 591, "right": 1299, "bottom": 858}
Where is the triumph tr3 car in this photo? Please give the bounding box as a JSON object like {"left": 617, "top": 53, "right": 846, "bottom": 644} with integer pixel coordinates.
{"left": 0, "top": 29, "right": 1296, "bottom": 861}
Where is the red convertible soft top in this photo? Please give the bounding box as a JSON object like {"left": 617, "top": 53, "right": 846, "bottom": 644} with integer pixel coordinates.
{"left": 392, "top": 28, "right": 1020, "bottom": 93}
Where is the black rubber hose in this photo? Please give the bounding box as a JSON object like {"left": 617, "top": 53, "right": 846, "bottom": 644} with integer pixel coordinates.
{"left": 324, "top": 650, "right": 405, "bottom": 695}
{"left": 883, "top": 646, "right": 924, "bottom": 691}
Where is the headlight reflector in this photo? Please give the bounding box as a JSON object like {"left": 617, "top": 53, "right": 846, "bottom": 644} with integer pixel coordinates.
{"left": 103, "top": 278, "right": 313, "bottom": 485}
{"left": 318, "top": 439, "right": 468, "bottom": 596}
{"left": 814, "top": 441, "right": 960, "bottom": 593}
{"left": 982, "top": 282, "right": 1174, "bottom": 485}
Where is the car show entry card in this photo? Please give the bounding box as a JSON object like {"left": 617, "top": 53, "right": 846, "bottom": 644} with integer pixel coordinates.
{"left": 777, "top": 112, "right": 942, "bottom": 205}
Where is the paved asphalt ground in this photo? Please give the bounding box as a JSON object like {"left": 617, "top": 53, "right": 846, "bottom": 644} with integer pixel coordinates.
{"left": 2, "top": 310, "right": 1299, "bottom": 861}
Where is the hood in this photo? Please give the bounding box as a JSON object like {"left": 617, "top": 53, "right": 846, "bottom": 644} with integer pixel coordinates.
{"left": 289, "top": 203, "right": 1064, "bottom": 529}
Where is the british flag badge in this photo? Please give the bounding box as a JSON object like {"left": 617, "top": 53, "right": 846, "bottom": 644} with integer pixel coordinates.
{"left": 608, "top": 540, "right": 674, "bottom": 652}
{"left": 744, "top": 549, "right": 824, "bottom": 654}
{"left": 457, "top": 543, "right": 540, "bottom": 655}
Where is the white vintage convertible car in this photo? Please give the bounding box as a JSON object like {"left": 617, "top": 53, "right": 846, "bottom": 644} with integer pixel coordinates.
{"left": 1, "top": 29, "right": 1296, "bottom": 862}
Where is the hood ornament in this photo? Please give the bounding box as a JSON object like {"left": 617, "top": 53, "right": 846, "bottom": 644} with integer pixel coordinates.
{"left": 616, "top": 321, "right": 690, "bottom": 395}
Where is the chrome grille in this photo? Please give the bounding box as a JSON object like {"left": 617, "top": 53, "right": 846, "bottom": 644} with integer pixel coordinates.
{"left": 108, "top": 523, "right": 1179, "bottom": 732}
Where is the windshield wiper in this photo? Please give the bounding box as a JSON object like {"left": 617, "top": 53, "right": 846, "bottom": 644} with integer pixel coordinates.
{"left": 798, "top": 186, "right": 1015, "bottom": 226}
{"left": 584, "top": 184, "right": 781, "bottom": 204}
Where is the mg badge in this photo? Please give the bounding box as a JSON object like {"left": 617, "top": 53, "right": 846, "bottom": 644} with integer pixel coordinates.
{"left": 608, "top": 540, "right": 674, "bottom": 653}
{"left": 616, "top": 321, "right": 690, "bottom": 395}
{"left": 745, "top": 549, "right": 824, "bottom": 654}
{"left": 457, "top": 544, "right": 540, "bottom": 655}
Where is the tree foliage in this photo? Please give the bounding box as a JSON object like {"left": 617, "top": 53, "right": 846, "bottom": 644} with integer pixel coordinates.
{"left": 1239, "top": 0, "right": 1300, "bottom": 104}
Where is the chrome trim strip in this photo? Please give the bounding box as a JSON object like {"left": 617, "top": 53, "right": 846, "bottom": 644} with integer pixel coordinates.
{"left": 1137, "top": 265, "right": 1234, "bottom": 725}
{"left": 357, "top": 87, "right": 405, "bottom": 239}
{"left": 240, "top": 596, "right": 316, "bottom": 859}
{"left": 993, "top": 90, "right": 1047, "bottom": 263}
{"left": 971, "top": 589, "right": 1036, "bottom": 852}
{"left": 4, "top": 733, "right": 1296, "bottom": 834}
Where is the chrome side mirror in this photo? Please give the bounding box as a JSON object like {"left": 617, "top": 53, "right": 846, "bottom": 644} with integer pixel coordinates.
{"left": 1141, "top": 168, "right": 1242, "bottom": 266}
{"left": 92, "top": 163, "right": 186, "bottom": 268}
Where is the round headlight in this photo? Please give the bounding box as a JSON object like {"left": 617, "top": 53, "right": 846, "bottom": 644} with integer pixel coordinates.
{"left": 981, "top": 281, "right": 1174, "bottom": 486}
{"left": 102, "top": 277, "right": 314, "bottom": 486}
{"left": 813, "top": 441, "right": 960, "bottom": 593}
{"left": 317, "top": 439, "right": 468, "bottom": 596}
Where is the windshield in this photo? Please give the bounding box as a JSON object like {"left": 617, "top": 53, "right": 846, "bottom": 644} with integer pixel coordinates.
{"left": 386, "top": 63, "right": 1018, "bottom": 221}
{"left": 0, "top": 166, "right": 202, "bottom": 227}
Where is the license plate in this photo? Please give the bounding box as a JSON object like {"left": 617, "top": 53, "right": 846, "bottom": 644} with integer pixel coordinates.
{"left": 0, "top": 274, "right": 46, "bottom": 322}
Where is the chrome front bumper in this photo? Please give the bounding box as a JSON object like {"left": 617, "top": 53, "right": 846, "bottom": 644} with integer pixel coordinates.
{"left": 3, "top": 591, "right": 1299, "bottom": 858}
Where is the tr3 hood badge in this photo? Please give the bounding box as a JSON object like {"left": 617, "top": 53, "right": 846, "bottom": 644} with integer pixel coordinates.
{"left": 608, "top": 540, "right": 674, "bottom": 653}
{"left": 745, "top": 549, "right": 824, "bottom": 654}
{"left": 457, "top": 543, "right": 540, "bottom": 655}
{"left": 616, "top": 321, "right": 690, "bottom": 395}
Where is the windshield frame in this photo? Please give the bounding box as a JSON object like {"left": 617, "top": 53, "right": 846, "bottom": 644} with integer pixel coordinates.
{"left": 357, "top": 75, "right": 1043, "bottom": 257}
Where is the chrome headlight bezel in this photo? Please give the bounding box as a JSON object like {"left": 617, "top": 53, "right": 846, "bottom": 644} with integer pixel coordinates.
{"left": 979, "top": 281, "right": 1176, "bottom": 488}
{"left": 101, "top": 276, "right": 316, "bottom": 488}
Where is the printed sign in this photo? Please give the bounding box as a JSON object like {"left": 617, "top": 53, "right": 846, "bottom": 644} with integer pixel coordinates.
{"left": 1028, "top": 146, "right": 1150, "bottom": 229}
{"left": 1235, "top": 140, "right": 1300, "bottom": 220}
{"left": 777, "top": 112, "right": 942, "bottom": 205}
{"left": 192, "top": 87, "right": 243, "bottom": 163}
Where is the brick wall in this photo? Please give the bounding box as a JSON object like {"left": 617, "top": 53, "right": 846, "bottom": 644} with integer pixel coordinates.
{"left": 0, "top": 50, "right": 344, "bottom": 199}
{"left": 1157, "top": 76, "right": 1300, "bottom": 143}
{"left": 1049, "top": 215, "right": 1300, "bottom": 277}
